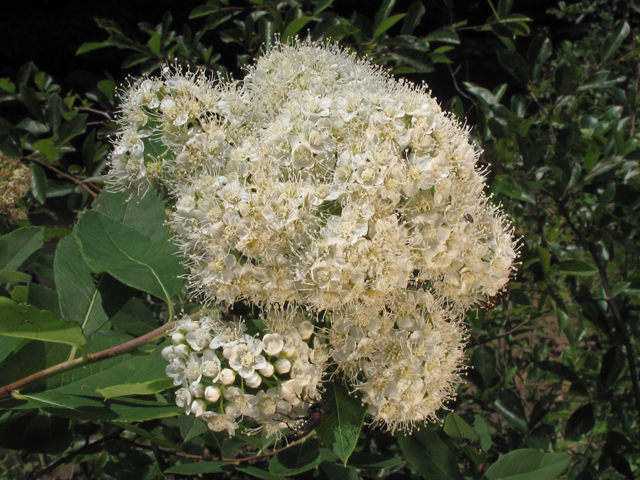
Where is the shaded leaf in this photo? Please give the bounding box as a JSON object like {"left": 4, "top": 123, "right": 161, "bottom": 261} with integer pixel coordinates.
{"left": 54, "top": 235, "right": 109, "bottom": 336}
{"left": 485, "top": 449, "right": 570, "bottom": 480}
{"left": 558, "top": 260, "right": 596, "bottom": 276}
{"left": 164, "top": 462, "right": 230, "bottom": 475}
{"left": 444, "top": 413, "right": 480, "bottom": 443}
{"left": 270, "top": 440, "right": 322, "bottom": 476}
{"left": 0, "top": 227, "right": 44, "bottom": 271}
{"left": 565, "top": 404, "right": 595, "bottom": 441}
{"left": 600, "top": 21, "right": 630, "bottom": 62}
{"left": 397, "top": 428, "right": 462, "bottom": 480}
{"left": 316, "top": 380, "right": 366, "bottom": 464}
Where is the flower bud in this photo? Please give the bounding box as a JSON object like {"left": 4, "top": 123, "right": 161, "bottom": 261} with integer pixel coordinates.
{"left": 275, "top": 358, "right": 291, "bottom": 374}
{"left": 204, "top": 385, "right": 221, "bottom": 402}
{"left": 171, "top": 332, "right": 185, "bottom": 345}
{"left": 259, "top": 363, "right": 275, "bottom": 377}
{"left": 191, "top": 399, "right": 207, "bottom": 417}
{"left": 245, "top": 372, "right": 262, "bottom": 388}
{"left": 220, "top": 368, "right": 236, "bottom": 385}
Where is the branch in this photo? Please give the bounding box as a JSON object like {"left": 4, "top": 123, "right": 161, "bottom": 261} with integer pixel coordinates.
{"left": 0, "top": 322, "right": 175, "bottom": 400}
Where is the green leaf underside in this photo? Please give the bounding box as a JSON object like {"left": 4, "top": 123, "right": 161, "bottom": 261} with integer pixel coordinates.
{"left": 485, "top": 449, "right": 570, "bottom": 480}
{"left": 0, "top": 297, "right": 86, "bottom": 348}
{"left": 75, "top": 210, "right": 185, "bottom": 302}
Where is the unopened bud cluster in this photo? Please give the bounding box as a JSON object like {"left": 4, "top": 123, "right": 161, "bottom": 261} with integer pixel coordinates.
{"left": 163, "top": 311, "right": 326, "bottom": 437}
{"left": 109, "top": 40, "right": 517, "bottom": 433}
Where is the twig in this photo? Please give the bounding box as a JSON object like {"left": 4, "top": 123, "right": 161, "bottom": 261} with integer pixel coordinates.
{"left": 75, "top": 107, "right": 112, "bottom": 121}
{"left": 26, "top": 155, "right": 102, "bottom": 198}
{"left": 173, "top": 432, "right": 309, "bottom": 463}
{"left": 28, "top": 429, "right": 123, "bottom": 480}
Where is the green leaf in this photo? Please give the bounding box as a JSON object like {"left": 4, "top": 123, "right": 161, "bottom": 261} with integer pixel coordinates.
{"left": 75, "top": 210, "right": 185, "bottom": 302}
{"left": 599, "top": 346, "right": 625, "bottom": 389}
{"left": 425, "top": 27, "right": 460, "bottom": 44}
{"left": 54, "top": 235, "right": 109, "bottom": 336}
{"left": 19, "top": 85, "right": 45, "bottom": 123}
{"left": 237, "top": 465, "right": 286, "bottom": 480}
{"left": 444, "top": 413, "right": 480, "bottom": 443}
{"left": 92, "top": 190, "right": 171, "bottom": 242}
{"left": 28, "top": 283, "right": 61, "bottom": 318}
{"left": 401, "top": 2, "right": 425, "bottom": 35}
{"left": 558, "top": 260, "right": 597, "bottom": 276}
{"left": 179, "top": 415, "right": 208, "bottom": 443}
{"left": 397, "top": 428, "right": 462, "bottom": 480}
{"left": 270, "top": 440, "right": 322, "bottom": 476}
{"left": 600, "top": 21, "right": 630, "bottom": 62}
{"left": 577, "top": 71, "right": 626, "bottom": 91}
{"left": 96, "top": 377, "right": 174, "bottom": 399}
{"left": 0, "top": 335, "right": 23, "bottom": 364}
{"left": 347, "top": 452, "right": 402, "bottom": 468}
{"left": 0, "top": 296, "right": 86, "bottom": 348}
{"left": 373, "top": 14, "right": 406, "bottom": 39}
{"left": 76, "top": 42, "right": 110, "bottom": 55}
{"left": 485, "top": 449, "right": 570, "bottom": 480}
{"left": 316, "top": 380, "right": 366, "bottom": 464}
{"left": 0, "top": 223, "right": 23, "bottom": 256}
{"left": 109, "top": 297, "right": 159, "bottom": 336}
{"left": 59, "top": 114, "right": 87, "bottom": 143}
{"left": 564, "top": 404, "right": 595, "bottom": 441}
{"left": 0, "top": 270, "right": 31, "bottom": 284}
{"left": 473, "top": 415, "right": 492, "bottom": 450}
{"left": 471, "top": 345, "right": 496, "bottom": 387}
{"left": 282, "top": 17, "right": 313, "bottom": 43}
{"left": 165, "top": 462, "right": 229, "bottom": 475}
{"left": 30, "top": 164, "right": 47, "bottom": 203}
{"left": 33, "top": 138, "right": 60, "bottom": 163}
{"left": 497, "top": 50, "right": 530, "bottom": 85}
{"left": 527, "top": 36, "right": 552, "bottom": 80}
{"left": 494, "top": 396, "right": 527, "bottom": 432}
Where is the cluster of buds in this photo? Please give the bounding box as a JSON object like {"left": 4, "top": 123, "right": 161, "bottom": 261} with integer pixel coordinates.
{"left": 110, "top": 40, "right": 517, "bottom": 433}
{"left": 163, "top": 311, "right": 327, "bottom": 437}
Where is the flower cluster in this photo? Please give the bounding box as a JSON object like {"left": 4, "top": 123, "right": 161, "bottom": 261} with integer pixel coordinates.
{"left": 109, "top": 40, "right": 517, "bottom": 433}
{"left": 163, "top": 311, "right": 326, "bottom": 437}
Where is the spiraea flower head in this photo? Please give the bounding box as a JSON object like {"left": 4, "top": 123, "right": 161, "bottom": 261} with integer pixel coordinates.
{"left": 112, "top": 39, "right": 517, "bottom": 433}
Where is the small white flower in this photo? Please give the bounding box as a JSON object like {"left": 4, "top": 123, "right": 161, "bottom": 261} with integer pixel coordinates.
{"left": 228, "top": 339, "right": 268, "bottom": 378}
{"left": 202, "top": 411, "right": 238, "bottom": 436}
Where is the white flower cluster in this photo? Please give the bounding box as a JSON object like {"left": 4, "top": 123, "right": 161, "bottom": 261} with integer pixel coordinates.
{"left": 109, "top": 40, "right": 517, "bottom": 432}
{"left": 163, "top": 312, "right": 326, "bottom": 437}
